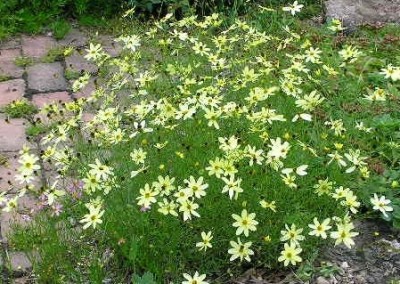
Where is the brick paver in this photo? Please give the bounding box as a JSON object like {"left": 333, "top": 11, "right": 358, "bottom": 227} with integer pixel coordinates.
{"left": 99, "top": 35, "right": 122, "bottom": 57}
{"left": 73, "top": 78, "right": 96, "bottom": 99}
{"left": 0, "top": 49, "right": 24, "bottom": 78}
{"left": 27, "top": 63, "right": 67, "bottom": 92}
{"left": 58, "top": 28, "right": 88, "bottom": 47}
{"left": 0, "top": 79, "right": 25, "bottom": 106}
{"left": 0, "top": 212, "right": 28, "bottom": 243}
{"left": 0, "top": 116, "right": 27, "bottom": 152}
{"left": 0, "top": 152, "right": 19, "bottom": 192}
{"left": 81, "top": 112, "right": 95, "bottom": 123}
{"left": 0, "top": 38, "right": 21, "bottom": 50}
{"left": 17, "top": 194, "right": 39, "bottom": 214}
{"left": 0, "top": 49, "right": 21, "bottom": 60}
{"left": 32, "top": 91, "right": 71, "bottom": 108}
{"left": 65, "top": 51, "right": 98, "bottom": 74}
{"left": 0, "top": 31, "right": 118, "bottom": 283}
{"left": 21, "top": 35, "right": 57, "bottom": 58}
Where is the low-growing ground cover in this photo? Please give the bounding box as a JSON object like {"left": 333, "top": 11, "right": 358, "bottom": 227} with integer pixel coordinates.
{"left": 3, "top": 2, "right": 400, "bottom": 283}
{"left": 0, "top": 0, "right": 322, "bottom": 40}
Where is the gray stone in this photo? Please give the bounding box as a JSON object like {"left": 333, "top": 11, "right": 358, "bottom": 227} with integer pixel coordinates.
{"left": 65, "top": 51, "right": 98, "bottom": 74}
{"left": 9, "top": 252, "right": 32, "bottom": 277}
{"left": 325, "top": 0, "right": 400, "bottom": 27}
{"left": 27, "top": 63, "right": 67, "bottom": 92}
{"left": 58, "top": 28, "right": 88, "bottom": 47}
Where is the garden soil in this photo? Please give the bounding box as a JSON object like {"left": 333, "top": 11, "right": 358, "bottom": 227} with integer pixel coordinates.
{"left": 235, "top": 219, "right": 400, "bottom": 284}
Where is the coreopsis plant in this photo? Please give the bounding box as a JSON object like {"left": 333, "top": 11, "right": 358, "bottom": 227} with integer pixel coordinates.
{"left": 5, "top": 3, "right": 400, "bottom": 283}
{"left": 370, "top": 194, "right": 393, "bottom": 217}
{"left": 282, "top": 1, "right": 304, "bottom": 16}
{"left": 380, "top": 64, "right": 400, "bottom": 81}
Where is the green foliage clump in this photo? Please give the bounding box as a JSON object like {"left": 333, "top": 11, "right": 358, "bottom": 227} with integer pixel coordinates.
{"left": 25, "top": 123, "right": 51, "bottom": 137}
{"left": 65, "top": 68, "right": 81, "bottom": 80}
{"left": 131, "top": 272, "right": 157, "bottom": 284}
{"left": 0, "top": 153, "right": 7, "bottom": 166}
{"left": 0, "top": 0, "right": 122, "bottom": 39}
{"left": 0, "top": 0, "right": 323, "bottom": 40}
{"left": 50, "top": 19, "right": 71, "bottom": 40}
{"left": 0, "top": 75, "right": 11, "bottom": 82}
{"left": 6, "top": 4, "right": 400, "bottom": 284}
{"left": 42, "top": 47, "right": 66, "bottom": 63}
{"left": 14, "top": 56, "right": 34, "bottom": 67}
{"left": 3, "top": 99, "right": 38, "bottom": 118}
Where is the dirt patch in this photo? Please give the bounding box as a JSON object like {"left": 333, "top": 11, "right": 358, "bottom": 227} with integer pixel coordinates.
{"left": 315, "top": 219, "right": 400, "bottom": 283}
{"left": 234, "top": 219, "right": 400, "bottom": 284}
